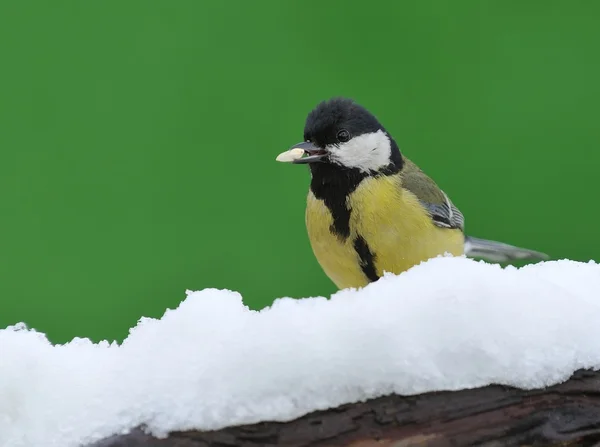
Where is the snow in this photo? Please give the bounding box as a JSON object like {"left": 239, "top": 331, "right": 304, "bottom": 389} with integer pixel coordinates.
{"left": 2, "top": 256, "right": 600, "bottom": 447}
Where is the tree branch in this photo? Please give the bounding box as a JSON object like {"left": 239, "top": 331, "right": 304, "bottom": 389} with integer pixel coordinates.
{"left": 91, "top": 369, "right": 600, "bottom": 447}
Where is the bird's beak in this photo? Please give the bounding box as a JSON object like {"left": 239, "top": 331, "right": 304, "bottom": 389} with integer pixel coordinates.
{"left": 275, "top": 141, "right": 328, "bottom": 164}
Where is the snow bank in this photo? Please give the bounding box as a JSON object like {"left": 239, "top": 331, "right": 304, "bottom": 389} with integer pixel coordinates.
{"left": 1, "top": 256, "right": 600, "bottom": 447}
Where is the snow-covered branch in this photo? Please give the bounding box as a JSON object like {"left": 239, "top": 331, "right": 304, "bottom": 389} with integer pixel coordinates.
{"left": 91, "top": 369, "right": 600, "bottom": 446}
{"left": 2, "top": 256, "right": 600, "bottom": 447}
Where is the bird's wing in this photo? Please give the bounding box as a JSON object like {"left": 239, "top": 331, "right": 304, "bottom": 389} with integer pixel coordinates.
{"left": 400, "top": 158, "right": 465, "bottom": 232}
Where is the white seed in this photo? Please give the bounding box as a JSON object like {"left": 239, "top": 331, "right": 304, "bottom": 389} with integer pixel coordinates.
{"left": 276, "top": 148, "right": 305, "bottom": 163}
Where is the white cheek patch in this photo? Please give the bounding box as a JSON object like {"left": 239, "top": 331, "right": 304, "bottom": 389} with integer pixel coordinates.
{"left": 327, "top": 130, "right": 392, "bottom": 172}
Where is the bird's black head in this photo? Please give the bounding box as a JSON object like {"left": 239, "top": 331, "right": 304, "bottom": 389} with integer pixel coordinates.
{"left": 283, "top": 97, "right": 403, "bottom": 174}
{"left": 304, "top": 97, "right": 383, "bottom": 148}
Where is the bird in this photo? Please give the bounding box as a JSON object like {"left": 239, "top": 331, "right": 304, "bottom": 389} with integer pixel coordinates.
{"left": 276, "top": 97, "right": 549, "bottom": 290}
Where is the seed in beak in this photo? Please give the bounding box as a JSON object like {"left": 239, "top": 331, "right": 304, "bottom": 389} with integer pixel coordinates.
{"left": 275, "top": 148, "right": 305, "bottom": 163}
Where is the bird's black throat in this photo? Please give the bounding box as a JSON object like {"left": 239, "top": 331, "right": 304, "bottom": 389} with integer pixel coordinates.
{"left": 309, "top": 163, "right": 365, "bottom": 241}
{"left": 308, "top": 154, "right": 402, "bottom": 242}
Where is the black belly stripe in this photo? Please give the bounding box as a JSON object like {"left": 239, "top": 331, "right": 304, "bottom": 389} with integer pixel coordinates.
{"left": 310, "top": 164, "right": 365, "bottom": 242}
{"left": 353, "top": 235, "right": 379, "bottom": 282}
{"left": 309, "top": 160, "right": 402, "bottom": 242}
{"left": 325, "top": 197, "right": 351, "bottom": 241}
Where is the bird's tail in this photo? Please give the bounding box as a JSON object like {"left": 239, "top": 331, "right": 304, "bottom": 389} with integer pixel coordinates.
{"left": 464, "top": 235, "right": 549, "bottom": 263}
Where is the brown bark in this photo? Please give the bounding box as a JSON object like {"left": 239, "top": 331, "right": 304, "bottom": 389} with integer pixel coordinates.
{"left": 91, "top": 369, "right": 600, "bottom": 447}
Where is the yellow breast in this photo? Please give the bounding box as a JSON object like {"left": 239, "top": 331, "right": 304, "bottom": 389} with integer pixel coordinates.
{"left": 305, "top": 174, "right": 464, "bottom": 289}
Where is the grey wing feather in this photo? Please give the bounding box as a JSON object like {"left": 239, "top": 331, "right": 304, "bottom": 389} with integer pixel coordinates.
{"left": 423, "top": 191, "right": 465, "bottom": 232}
{"left": 400, "top": 159, "right": 465, "bottom": 231}
{"left": 423, "top": 196, "right": 549, "bottom": 262}
{"left": 400, "top": 159, "right": 549, "bottom": 262}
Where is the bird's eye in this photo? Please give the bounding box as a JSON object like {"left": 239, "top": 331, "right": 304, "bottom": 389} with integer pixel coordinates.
{"left": 336, "top": 129, "right": 351, "bottom": 143}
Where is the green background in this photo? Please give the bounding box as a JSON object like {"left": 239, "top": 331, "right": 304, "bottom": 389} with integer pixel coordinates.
{"left": 1, "top": 1, "right": 598, "bottom": 344}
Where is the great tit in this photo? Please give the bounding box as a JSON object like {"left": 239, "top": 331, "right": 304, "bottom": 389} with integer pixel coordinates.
{"left": 276, "top": 97, "right": 549, "bottom": 290}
